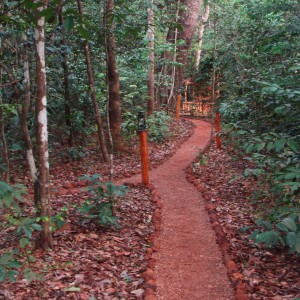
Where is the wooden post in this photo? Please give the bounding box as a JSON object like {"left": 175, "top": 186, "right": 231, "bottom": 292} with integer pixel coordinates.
{"left": 175, "top": 94, "right": 181, "bottom": 119}
{"left": 215, "top": 111, "right": 221, "bottom": 149}
{"left": 139, "top": 130, "right": 149, "bottom": 185}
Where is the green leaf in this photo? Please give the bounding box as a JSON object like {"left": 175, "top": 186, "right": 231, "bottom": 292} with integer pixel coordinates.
{"left": 255, "top": 231, "right": 280, "bottom": 247}
{"left": 286, "top": 232, "right": 296, "bottom": 248}
{"left": 0, "top": 268, "right": 5, "bottom": 281}
{"left": 0, "top": 253, "right": 12, "bottom": 265}
{"left": 287, "top": 140, "right": 300, "bottom": 153}
{"left": 281, "top": 217, "right": 297, "bottom": 232}
{"left": 256, "top": 142, "right": 266, "bottom": 152}
{"left": 19, "top": 238, "right": 31, "bottom": 248}
{"left": 267, "top": 142, "right": 274, "bottom": 151}
{"left": 38, "top": 8, "right": 55, "bottom": 18}
{"left": 77, "top": 26, "right": 90, "bottom": 40}
{"left": 23, "top": 225, "right": 32, "bottom": 239}
{"left": 274, "top": 139, "right": 285, "bottom": 152}
{"left": 31, "top": 223, "right": 42, "bottom": 231}
{"left": 64, "top": 16, "right": 74, "bottom": 31}
{"left": 276, "top": 222, "right": 289, "bottom": 232}
{"left": 245, "top": 143, "right": 254, "bottom": 154}
{"left": 248, "top": 229, "right": 260, "bottom": 240}
{"left": 6, "top": 270, "right": 19, "bottom": 282}
{"left": 6, "top": 260, "right": 22, "bottom": 268}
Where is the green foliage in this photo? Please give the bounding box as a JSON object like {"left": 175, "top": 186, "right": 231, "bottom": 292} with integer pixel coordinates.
{"left": 121, "top": 110, "right": 172, "bottom": 142}
{"left": 0, "top": 181, "right": 27, "bottom": 213}
{"left": 121, "top": 111, "right": 138, "bottom": 140}
{"left": 0, "top": 250, "right": 21, "bottom": 282}
{"left": 147, "top": 111, "right": 172, "bottom": 142}
{"left": 59, "top": 146, "right": 86, "bottom": 161}
{"left": 51, "top": 207, "right": 68, "bottom": 231}
{"left": 248, "top": 207, "right": 300, "bottom": 254}
{"left": 0, "top": 182, "right": 43, "bottom": 282}
{"left": 78, "top": 174, "right": 128, "bottom": 227}
{"left": 200, "top": 0, "right": 300, "bottom": 254}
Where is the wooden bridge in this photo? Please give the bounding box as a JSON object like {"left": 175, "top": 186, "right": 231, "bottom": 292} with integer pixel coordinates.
{"left": 181, "top": 97, "right": 212, "bottom": 117}
{"left": 179, "top": 78, "right": 217, "bottom": 117}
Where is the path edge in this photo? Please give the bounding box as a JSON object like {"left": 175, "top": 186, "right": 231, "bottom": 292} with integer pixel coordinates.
{"left": 185, "top": 143, "right": 249, "bottom": 300}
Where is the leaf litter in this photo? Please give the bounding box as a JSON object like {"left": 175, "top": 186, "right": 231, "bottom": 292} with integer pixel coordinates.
{"left": 191, "top": 142, "right": 300, "bottom": 300}
{"left": 0, "top": 119, "right": 194, "bottom": 299}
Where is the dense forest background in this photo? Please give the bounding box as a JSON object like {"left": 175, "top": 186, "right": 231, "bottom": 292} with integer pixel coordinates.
{"left": 0, "top": 0, "right": 299, "bottom": 288}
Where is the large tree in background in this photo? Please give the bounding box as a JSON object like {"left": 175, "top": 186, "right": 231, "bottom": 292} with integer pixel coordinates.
{"left": 175, "top": 0, "right": 202, "bottom": 91}
{"left": 195, "top": 3, "right": 210, "bottom": 68}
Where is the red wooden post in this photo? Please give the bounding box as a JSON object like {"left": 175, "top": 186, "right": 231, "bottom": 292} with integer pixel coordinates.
{"left": 175, "top": 94, "right": 181, "bottom": 119}
{"left": 137, "top": 112, "right": 149, "bottom": 185}
{"left": 139, "top": 130, "right": 149, "bottom": 185}
{"left": 215, "top": 111, "right": 221, "bottom": 149}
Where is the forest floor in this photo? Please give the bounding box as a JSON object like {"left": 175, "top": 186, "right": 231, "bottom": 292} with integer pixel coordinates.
{"left": 0, "top": 119, "right": 194, "bottom": 300}
{"left": 1, "top": 118, "right": 299, "bottom": 300}
{"left": 189, "top": 142, "right": 300, "bottom": 300}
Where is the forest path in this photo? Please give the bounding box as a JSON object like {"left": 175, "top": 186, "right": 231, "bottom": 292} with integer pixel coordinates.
{"left": 118, "top": 119, "right": 234, "bottom": 299}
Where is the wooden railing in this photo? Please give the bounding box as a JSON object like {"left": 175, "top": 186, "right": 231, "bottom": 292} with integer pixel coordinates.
{"left": 181, "top": 100, "right": 212, "bottom": 117}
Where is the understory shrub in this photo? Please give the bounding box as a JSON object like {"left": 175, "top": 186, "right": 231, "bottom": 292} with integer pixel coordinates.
{"left": 77, "top": 174, "right": 128, "bottom": 227}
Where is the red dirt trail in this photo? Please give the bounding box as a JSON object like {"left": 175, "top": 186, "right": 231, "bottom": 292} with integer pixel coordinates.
{"left": 119, "top": 119, "right": 234, "bottom": 300}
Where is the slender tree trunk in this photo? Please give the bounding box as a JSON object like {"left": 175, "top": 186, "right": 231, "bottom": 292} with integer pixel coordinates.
{"left": 59, "top": 13, "right": 73, "bottom": 147}
{"left": 0, "top": 36, "right": 9, "bottom": 183}
{"left": 147, "top": 0, "right": 155, "bottom": 115}
{"left": 0, "top": 78, "right": 10, "bottom": 183}
{"left": 195, "top": 4, "right": 210, "bottom": 68}
{"left": 0, "top": 62, "right": 13, "bottom": 183}
{"left": 167, "top": 0, "right": 180, "bottom": 110}
{"left": 77, "top": 0, "right": 109, "bottom": 162}
{"left": 34, "top": 0, "right": 53, "bottom": 249}
{"left": 105, "top": 0, "right": 124, "bottom": 152}
{"left": 18, "top": 33, "right": 38, "bottom": 183}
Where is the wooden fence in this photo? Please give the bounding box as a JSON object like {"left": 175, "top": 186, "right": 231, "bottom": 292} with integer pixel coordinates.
{"left": 181, "top": 100, "right": 212, "bottom": 117}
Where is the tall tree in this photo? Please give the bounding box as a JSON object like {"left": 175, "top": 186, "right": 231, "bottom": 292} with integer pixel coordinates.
{"left": 175, "top": 0, "right": 202, "bottom": 90}
{"left": 195, "top": 3, "right": 210, "bottom": 68}
{"left": 105, "top": 0, "right": 124, "bottom": 152}
{"left": 77, "top": 0, "right": 109, "bottom": 162}
{"left": 34, "top": 0, "right": 53, "bottom": 249}
{"left": 147, "top": 0, "right": 155, "bottom": 115}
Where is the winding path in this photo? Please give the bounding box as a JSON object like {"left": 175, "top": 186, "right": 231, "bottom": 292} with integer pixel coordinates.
{"left": 120, "top": 119, "right": 234, "bottom": 299}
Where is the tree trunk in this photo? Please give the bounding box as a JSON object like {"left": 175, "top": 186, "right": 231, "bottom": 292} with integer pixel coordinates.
{"left": 147, "top": 0, "right": 155, "bottom": 116}
{"left": 0, "top": 40, "right": 10, "bottom": 183}
{"left": 59, "top": 13, "right": 73, "bottom": 147}
{"left": 176, "top": 0, "right": 202, "bottom": 89}
{"left": 167, "top": 0, "right": 180, "bottom": 110}
{"left": 18, "top": 33, "right": 38, "bottom": 183}
{"left": 0, "top": 95, "right": 10, "bottom": 183}
{"left": 34, "top": 0, "right": 53, "bottom": 249}
{"left": 195, "top": 4, "right": 210, "bottom": 68}
{"left": 77, "top": 0, "right": 109, "bottom": 162}
{"left": 105, "top": 0, "right": 124, "bottom": 152}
